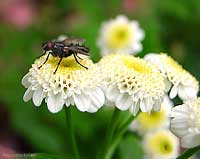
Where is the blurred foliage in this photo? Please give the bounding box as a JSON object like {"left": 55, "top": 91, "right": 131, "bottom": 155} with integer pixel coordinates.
{"left": 0, "top": 0, "right": 200, "bottom": 158}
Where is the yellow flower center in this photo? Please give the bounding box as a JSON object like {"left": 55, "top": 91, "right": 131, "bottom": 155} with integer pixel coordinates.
{"left": 163, "top": 54, "right": 184, "bottom": 72}
{"left": 149, "top": 132, "right": 174, "bottom": 155}
{"left": 39, "top": 55, "right": 89, "bottom": 74}
{"left": 107, "top": 24, "right": 132, "bottom": 49}
{"left": 121, "top": 56, "right": 152, "bottom": 74}
{"left": 137, "top": 108, "right": 166, "bottom": 129}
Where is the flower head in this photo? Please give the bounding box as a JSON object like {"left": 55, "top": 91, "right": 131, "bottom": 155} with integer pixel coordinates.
{"left": 171, "top": 97, "right": 200, "bottom": 148}
{"left": 130, "top": 95, "right": 173, "bottom": 134}
{"left": 144, "top": 53, "right": 199, "bottom": 101}
{"left": 22, "top": 54, "right": 105, "bottom": 113}
{"left": 98, "top": 54, "right": 165, "bottom": 115}
{"left": 143, "top": 129, "right": 179, "bottom": 159}
{"left": 97, "top": 15, "right": 144, "bottom": 55}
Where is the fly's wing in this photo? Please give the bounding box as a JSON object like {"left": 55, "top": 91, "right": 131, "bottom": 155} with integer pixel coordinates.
{"left": 62, "top": 38, "right": 86, "bottom": 46}
{"left": 64, "top": 46, "right": 89, "bottom": 56}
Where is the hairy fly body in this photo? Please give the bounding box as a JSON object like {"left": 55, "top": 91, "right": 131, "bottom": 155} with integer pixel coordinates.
{"left": 39, "top": 38, "right": 89, "bottom": 73}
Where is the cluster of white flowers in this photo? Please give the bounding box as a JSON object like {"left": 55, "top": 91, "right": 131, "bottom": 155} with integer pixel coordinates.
{"left": 22, "top": 53, "right": 166, "bottom": 115}
{"left": 129, "top": 94, "right": 180, "bottom": 159}
{"left": 22, "top": 15, "right": 200, "bottom": 156}
{"left": 143, "top": 53, "right": 200, "bottom": 150}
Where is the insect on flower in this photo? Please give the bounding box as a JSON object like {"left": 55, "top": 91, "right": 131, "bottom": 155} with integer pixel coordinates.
{"left": 38, "top": 38, "right": 89, "bottom": 73}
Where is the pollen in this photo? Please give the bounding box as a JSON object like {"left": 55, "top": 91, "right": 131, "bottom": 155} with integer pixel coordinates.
{"left": 38, "top": 55, "right": 90, "bottom": 74}
{"left": 98, "top": 54, "right": 165, "bottom": 114}
{"left": 150, "top": 133, "right": 173, "bottom": 155}
{"left": 143, "top": 129, "right": 179, "bottom": 158}
{"left": 106, "top": 24, "right": 132, "bottom": 49}
{"left": 137, "top": 108, "right": 166, "bottom": 129}
{"left": 120, "top": 56, "right": 152, "bottom": 74}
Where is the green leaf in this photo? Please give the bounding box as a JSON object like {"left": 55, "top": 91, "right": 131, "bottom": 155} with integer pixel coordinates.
{"left": 119, "top": 134, "right": 143, "bottom": 159}
{"left": 176, "top": 145, "right": 200, "bottom": 159}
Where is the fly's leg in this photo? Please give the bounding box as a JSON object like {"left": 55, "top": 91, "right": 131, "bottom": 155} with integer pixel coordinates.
{"left": 75, "top": 52, "right": 83, "bottom": 60}
{"left": 73, "top": 52, "right": 88, "bottom": 69}
{"left": 38, "top": 52, "right": 50, "bottom": 69}
{"left": 53, "top": 57, "right": 63, "bottom": 74}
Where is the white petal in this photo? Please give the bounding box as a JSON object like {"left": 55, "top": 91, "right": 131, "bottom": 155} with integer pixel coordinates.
{"left": 178, "top": 85, "right": 198, "bottom": 101}
{"left": 171, "top": 120, "right": 189, "bottom": 135}
{"left": 164, "top": 78, "right": 172, "bottom": 92}
{"left": 47, "top": 93, "right": 64, "bottom": 113}
{"left": 140, "top": 98, "right": 153, "bottom": 112}
{"left": 169, "top": 85, "right": 178, "bottom": 99}
{"left": 132, "top": 42, "right": 142, "bottom": 53}
{"left": 171, "top": 118, "right": 189, "bottom": 137}
{"left": 116, "top": 93, "right": 132, "bottom": 110}
{"left": 73, "top": 93, "right": 90, "bottom": 112}
{"left": 106, "top": 85, "right": 120, "bottom": 102}
{"left": 181, "top": 133, "right": 200, "bottom": 148}
{"left": 87, "top": 88, "right": 105, "bottom": 112}
{"left": 116, "top": 15, "right": 128, "bottom": 23}
{"left": 140, "top": 99, "right": 146, "bottom": 112}
{"left": 104, "top": 99, "right": 115, "bottom": 107}
{"left": 144, "top": 53, "right": 159, "bottom": 63}
{"left": 170, "top": 104, "right": 189, "bottom": 118}
{"left": 130, "top": 101, "right": 140, "bottom": 116}
{"left": 23, "top": 87, "right": 33, "bottom": 102}
{"left": 22, "top": 73, "right": 31, "bottom": 88}
{"left": 152, "top": 98, "right": 162, "bottom": 112}
{"left": 65, "top": 99, "right": 71, "bottom": 107}
{"left": 32, "top": 87, "right": 44, "bottom": 106}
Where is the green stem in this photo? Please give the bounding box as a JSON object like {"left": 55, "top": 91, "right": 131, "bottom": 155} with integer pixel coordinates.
{"left": 106, "top": 108, "right": 121, "bottom": 147}
{"left": 104, "top": 113, "right": 138, "bottom": 159}
{"left": 176, "top": 145, "right": 200, "bottom": 159}
{"left": 97, "top": 108, "right": 121, "bottom": 159}
{"left": 65, "top": 107, "right": 79, "bottom": 159}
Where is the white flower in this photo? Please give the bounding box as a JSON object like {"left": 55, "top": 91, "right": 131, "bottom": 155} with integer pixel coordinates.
{"left": 22, "top": 54, "right": 105, "bottom": 113}
{"left": 97, "top": 54, "right": 165, "bottom": 115}
{"left": 130, "top": 95, "right": 173, "bottom": 134}
{"left": 143, "top": 129, "right": 179, "bottom": 159}
{"left": 144, "top": 53, "right": 199, "bottom": 101}
{"left": 97, "top": 15, "right": 144, "bottom": 55}
{"left": 171, "top": 98, "right": 200, "bottom": 148}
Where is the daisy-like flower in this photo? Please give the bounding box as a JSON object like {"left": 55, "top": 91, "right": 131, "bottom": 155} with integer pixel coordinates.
{"left": 97, "top": 15, "right": 144, "bottom": 55}
{"left": 171, "top": 98, "right": 200, "bottom": 148}
{"left": 144, "top": 53, "right": 199, "bottom": 101}
{"left": 143, "top": 129, "right": 179, "bottom": 159}
{"left": 97, "top": 54, "right": 165, "bottom": 115}
{"left": 22, "top": 54, "right": 105, "bottom": 113}
{"left": 130, "top": 95, "right": 173, "bottom": 134}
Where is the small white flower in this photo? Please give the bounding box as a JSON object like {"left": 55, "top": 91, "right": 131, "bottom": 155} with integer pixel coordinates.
{"left": 130, "top": 95, "right": 173, "bottom": 134}
{"left": 97, "top": 54, "right": 165, "bottom": 115}
{"left": 97, "top": 15, "right": 144, "bottom": 55}
{"left": 144, "top": 53, "right": 199, "bottom": 101}
{"left": 143, "top": 129, "right": 179, "bottom": 159}
{"left": 22, "top": 54, "right": 105, "bottom": 113}
{"left": 171, "top": 98, "right": 200, "bottom": 148}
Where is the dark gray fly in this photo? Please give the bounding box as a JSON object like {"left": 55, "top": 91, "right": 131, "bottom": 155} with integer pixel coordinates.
{"left": 39, "top": 38, "right": 89, "bottom": 73}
